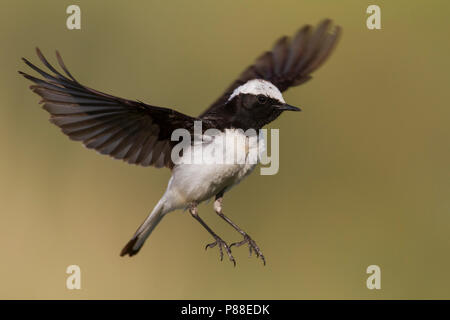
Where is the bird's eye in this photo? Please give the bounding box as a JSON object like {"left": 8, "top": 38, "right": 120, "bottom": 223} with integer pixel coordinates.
{"left": 257, "top": 94, "right": 268, "bottom": 104}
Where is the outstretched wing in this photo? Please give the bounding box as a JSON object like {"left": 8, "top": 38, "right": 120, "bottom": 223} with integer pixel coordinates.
{"left": 200, "top": 19, "right": 341, "bottom": 118}
{"left": 20, "top": 48, "right": 200, "bottom": 169}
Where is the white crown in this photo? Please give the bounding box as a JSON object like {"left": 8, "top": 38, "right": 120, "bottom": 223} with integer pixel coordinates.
{"left": 228, "top": 79, "right": 285, "bottom": 103}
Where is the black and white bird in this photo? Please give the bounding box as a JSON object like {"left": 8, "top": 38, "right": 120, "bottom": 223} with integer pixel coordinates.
{"left": 20, "top": 19, "right": 341, "bottom": 265}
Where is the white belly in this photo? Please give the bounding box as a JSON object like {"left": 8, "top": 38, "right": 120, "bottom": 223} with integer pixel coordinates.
{"left": 164, "top": 129, "right": 264, "bottom": 208}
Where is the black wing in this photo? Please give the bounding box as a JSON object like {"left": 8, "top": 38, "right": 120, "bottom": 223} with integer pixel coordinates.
{"left": 200, "top": 19, "right": 341, "bottom": 118}
{"left": 20, "top": 48, "right": 202, "bottom": 169}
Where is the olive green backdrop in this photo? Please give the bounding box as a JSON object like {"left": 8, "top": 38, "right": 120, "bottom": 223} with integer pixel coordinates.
{"left": 0, "top": 0, "right": 449, "bottom": 299}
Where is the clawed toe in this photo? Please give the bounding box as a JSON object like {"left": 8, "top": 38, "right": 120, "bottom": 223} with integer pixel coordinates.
{"left": 230, "top": 234, "right": 266, "bottom": 265}
{"left": 205, "top": 236, "right": 236, "bottom": 266}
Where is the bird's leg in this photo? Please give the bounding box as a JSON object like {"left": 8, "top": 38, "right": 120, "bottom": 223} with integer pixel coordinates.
{"left": 188, "top": 203, "right": 236, "bottom": 266}
{"left": 214, "top": 195, "right": 266, "bottom": 265}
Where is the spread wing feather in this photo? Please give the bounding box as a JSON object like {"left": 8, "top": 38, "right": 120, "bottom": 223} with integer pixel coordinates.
{"left": 20, "top": 48, "right": 202, "bottom": 169}
{"left": 201, "top": 19, "right": 341, "bottom": 118}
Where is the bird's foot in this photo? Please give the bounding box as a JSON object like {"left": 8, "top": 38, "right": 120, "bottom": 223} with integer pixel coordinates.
{"left": 230, "top": 234, "right": 266, "bottom": 265}
{"left": 205, "top": 236, "right": 236, "bottom": 266}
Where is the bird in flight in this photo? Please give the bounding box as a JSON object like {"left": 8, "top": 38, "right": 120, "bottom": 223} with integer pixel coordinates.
{"left": 20, "top": 19, "right": 341, "bottom": 265}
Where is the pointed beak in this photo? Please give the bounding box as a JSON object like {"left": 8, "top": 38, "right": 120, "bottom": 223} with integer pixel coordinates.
{"left": 275, "top": 103, "right": 301, "bottom": 112}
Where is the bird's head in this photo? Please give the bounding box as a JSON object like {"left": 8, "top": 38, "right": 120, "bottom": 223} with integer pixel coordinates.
{"left": 225, "top": 79, "right": 300, "bottom": 129}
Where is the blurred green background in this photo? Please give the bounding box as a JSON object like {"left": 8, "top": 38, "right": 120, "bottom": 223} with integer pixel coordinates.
{"left": 0, "top": 0, "right": 449, "bottom": 299}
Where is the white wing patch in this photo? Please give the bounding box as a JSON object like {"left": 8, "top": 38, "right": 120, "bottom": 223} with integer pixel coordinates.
{"left": 228, "top": 79, "right": 285, "bottom": 103}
